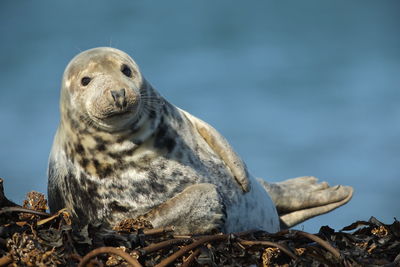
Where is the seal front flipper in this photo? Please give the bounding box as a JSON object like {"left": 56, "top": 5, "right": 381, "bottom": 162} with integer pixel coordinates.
{"left": 180, "top": 109, "right": 250, "bottom": 192}
{"left": 142, "top": 183, "right": 226, "bottom": 234}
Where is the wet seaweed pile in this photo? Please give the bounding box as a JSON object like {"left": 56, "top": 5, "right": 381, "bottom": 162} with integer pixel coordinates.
{"left": 1, "top": 178, "right": 399, "bottom": 266}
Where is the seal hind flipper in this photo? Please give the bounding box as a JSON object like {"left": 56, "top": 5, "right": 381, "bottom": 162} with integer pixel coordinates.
{"left": 180, "top": 109, "right": 250, "bottom": 192}
{"left": 258, "top": 176, "right": 354, "bottom": 228}
{"left": 279, "top": 188, "right": 353, "bottom": 228}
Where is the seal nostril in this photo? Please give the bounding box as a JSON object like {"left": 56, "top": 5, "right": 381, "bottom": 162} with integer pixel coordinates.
{"left": 111, "top": 90, "right": 118, "bottom": 102}
{"left": 121, "top": 88, "right": 127, "bottom": 108}
{"left": 111, "top": 89, "right": 125, "bottom": 99}
{"left": 110, "top": 89, "right": 127, "bottom": 109}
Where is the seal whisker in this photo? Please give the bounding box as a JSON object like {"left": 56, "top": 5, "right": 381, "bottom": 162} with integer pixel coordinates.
{"left": 142, "top": 101, "right": 162, "bottom": 111}
{"left": 74, "top": 46, "right": 82, "bottom": 53}
{"left": 141, "top": 105, "right": 159, "bottom": 117}
{"left": 79, "top": 113, "right": 102, "bottom": 131}
{"left": 139, "top": 91, "right": 165, "bottom": 115}
{"left": 140, "top": 94, "right": 164, "bottom": 102}
{"left": 142, "top": 100, "right": 164, "bottom": 106}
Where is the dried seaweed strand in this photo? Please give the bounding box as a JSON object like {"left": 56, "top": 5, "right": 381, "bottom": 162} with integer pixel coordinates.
{"left": 141, "top": 238, "right": 193, "bottom": 254}
{"left": 142, "top": 226, "right": 175, "bottom": 235}
{"left": 0, "top": 178, "right": 17, "bottom": 207}
{"left": 237, "top": 238, "right": 298, "bottom": 260}
{"left": 154, "top": 234, "right": 228, "bottom": 267}
{"left": 69, "top": 253, "right": 83, "bottom": 263}
{"left": 0, "top": 206, "right": 50, "bottom": 217}
{"left": 383, "top": 252, "right": 400, "bottom": 267}
{"left": 78, "top": 247, "right": 142, "bottom": 267}
{"left": 292, "top": 230, "right": 340, "bottom": 259}
{"left": 181, "top": 248, "right": 201, "bottom": 267}
{"left": 0, "top": 254, "right": 12, "bottom": 266}
{"left": 37, "top": 208, "right": 68, "bottom": 225}
{"left": 88, "top": 258, "right": 104, "bottom": 267}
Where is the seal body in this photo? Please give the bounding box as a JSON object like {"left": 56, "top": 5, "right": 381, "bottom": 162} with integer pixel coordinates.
{"left": 48, "top": 47, "right": 353, "bottom": 234}
{"left": 48, "top": 47, "right": 280, "bottom": 233}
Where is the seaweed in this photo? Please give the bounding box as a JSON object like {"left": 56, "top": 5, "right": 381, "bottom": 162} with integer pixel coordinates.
{"left": 0, "top": 178, "right": 399, "bottom": 266}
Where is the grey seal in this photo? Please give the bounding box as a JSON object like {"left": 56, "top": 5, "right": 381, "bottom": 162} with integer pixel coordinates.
{"left": 48, "top": 47, "right": 353, "bottom": 234}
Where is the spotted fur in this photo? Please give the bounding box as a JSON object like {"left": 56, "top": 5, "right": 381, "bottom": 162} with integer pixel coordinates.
{"left": 48, "top": 47, "right": 280, "bottom": 233}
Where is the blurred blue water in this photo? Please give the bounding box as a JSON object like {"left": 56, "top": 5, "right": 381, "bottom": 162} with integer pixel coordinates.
{"left": 0, "top": 1, "right": 399, "bottom": 232}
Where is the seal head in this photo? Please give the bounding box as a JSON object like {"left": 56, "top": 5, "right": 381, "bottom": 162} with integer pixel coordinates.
{"left": 61, "top": 47, "right": 144, "bottom": 132}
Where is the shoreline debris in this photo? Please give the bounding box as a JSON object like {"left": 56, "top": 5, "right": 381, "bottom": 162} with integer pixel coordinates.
{"left": 1, "top": 178, "right": 399, "bottom": 266}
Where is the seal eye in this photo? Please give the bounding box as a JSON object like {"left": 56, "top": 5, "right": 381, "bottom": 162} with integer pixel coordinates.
{"left": 81, "top": 77, "right": 91, "bottom": 86}
{"left": 121, "top": 64, "right": 132, "bottom": 78}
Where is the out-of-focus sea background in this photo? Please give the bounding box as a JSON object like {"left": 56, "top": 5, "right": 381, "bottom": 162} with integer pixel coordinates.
{"left": 0, "top": 1, "right": 399, "bottom": 232}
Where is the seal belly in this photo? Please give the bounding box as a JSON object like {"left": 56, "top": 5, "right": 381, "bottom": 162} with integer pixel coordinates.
{"left": 223, "top": 175, "right": 280, "bottom": 233}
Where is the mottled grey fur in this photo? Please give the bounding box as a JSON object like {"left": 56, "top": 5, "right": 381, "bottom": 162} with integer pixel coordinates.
{"left": 48, "top": 47, "right": 353, "bottom": 234}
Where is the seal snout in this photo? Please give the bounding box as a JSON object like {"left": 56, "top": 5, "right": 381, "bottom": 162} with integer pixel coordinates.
{"left": 111, "top": 88, "right": 127, "bottom": 109}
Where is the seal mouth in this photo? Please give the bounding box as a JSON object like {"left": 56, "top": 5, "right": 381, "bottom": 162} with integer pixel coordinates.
{"left": 102, "top": 109, "right": 131, "bottom": 118}
{"left": 85, "top": 103, "right": 140, "bottom": 132}
{"left": 91, "top": 107, "right": 135, "bottom": 120}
